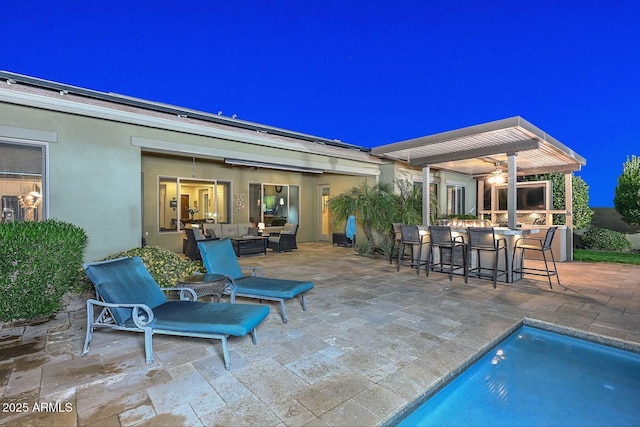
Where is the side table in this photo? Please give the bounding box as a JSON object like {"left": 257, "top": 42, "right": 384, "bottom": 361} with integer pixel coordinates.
{"left": 176, "top": 273, "right": 227, "bottom": 302}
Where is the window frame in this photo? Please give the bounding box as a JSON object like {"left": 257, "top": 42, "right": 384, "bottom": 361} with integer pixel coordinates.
{"left": 157, "top": 176, "right": 231, "bottom": 233}
{"left": 0, "top": 138, "right": 47, "bottom": 222}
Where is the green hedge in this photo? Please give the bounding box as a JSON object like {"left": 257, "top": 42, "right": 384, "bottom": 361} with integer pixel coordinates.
{"left": 96, "top": 246, "right": 204, "bottom": 288}
{"left": 580, "top": 227, "right": 632, "bottom": 252}
{"left": 0, "top": 220, "right": 88, "bottom": 322}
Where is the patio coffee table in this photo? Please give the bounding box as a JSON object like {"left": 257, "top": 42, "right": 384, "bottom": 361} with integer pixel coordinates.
{"left": 177, "top": 273, "right": 227, "bottom": 302}
{"left": 230, "top": 236, "right": 268, "bottom": 257}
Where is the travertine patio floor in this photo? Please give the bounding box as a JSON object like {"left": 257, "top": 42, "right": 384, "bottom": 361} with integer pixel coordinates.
{"left": 1, "top": 242, "right": 639, "bottom": 426}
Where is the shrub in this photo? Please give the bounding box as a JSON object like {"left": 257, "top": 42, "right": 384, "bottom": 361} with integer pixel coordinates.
{"left": 355, "top": 239, "right": 373, "bottom": 257}
{"left": 0, "top": 219, "right": 88, "bottom": 322}
{"left": 377, "top": 237, "right": 397, "bottom": 263}
{"left": 95, "top": 246, "right": 204, "bottom": 288}
{"left": 522, "top": 173, "right": 593, "bottom": 228}
{"left": 580, "top": 227, "right": 632, "bottom": 252}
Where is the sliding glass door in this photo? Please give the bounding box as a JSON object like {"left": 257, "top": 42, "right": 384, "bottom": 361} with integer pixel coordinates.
{"left": 249, "top": 182, "right": 299, "bottom": 226}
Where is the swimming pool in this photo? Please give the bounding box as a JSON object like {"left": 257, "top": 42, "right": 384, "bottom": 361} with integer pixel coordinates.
{"left": 395, "top": 324, "right": 640, "bottom": 426}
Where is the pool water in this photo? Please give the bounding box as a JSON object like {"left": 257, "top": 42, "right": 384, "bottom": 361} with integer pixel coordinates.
{"left": 397, "top": 325, "right": 640, "bottom": 426}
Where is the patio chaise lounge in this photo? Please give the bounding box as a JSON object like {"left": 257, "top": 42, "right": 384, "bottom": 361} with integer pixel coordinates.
{"left": 198, "top": 239, "right": 314, "bottom": 323}
{"left": 82, "top": 256, "right": 270, "bottom": 370}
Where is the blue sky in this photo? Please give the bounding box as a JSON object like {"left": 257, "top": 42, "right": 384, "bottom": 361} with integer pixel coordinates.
{"left": 2, "top": 1, "right": 639, "bottom": 207}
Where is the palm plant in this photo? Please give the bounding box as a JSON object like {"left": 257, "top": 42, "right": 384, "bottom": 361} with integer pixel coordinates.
{"left": 328, "top": 181, "right": 395, "bottom": 249}
{"left": 392, "top": 179, "right": 439, "bottom": 226}
{"left": 393, "top": 179, "right": 423, "bottom": 226}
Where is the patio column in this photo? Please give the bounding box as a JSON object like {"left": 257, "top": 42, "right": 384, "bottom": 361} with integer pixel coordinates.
{"left": 565, "top": 172, "right": 574, "bottom": 261}
{"left": 422, "top": 165, "right": 431, "bottom": 226}
{"left": 507, "top": 153, "right": 518, "bottom": 229}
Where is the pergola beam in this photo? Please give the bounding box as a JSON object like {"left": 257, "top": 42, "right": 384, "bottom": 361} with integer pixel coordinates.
{"left": 409, "top": 139, "right": 539, "bottom": 166}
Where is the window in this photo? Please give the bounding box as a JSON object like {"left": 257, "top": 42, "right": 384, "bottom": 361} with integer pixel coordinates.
{"left": 0, "top": 141, "right": 45, "bottom": 222}
{"left": 158, "top": 177, "right": 230, "bottom": 232}
{"left": 249, "top": 183, "right": 300, "bottom": 225}
{"left": 446, "top": 184, "right": 466, "bottom": 216}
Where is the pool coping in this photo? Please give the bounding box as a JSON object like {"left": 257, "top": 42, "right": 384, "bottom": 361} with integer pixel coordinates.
{"left": 381, "top": 317, "right": 640, "bottom": 427}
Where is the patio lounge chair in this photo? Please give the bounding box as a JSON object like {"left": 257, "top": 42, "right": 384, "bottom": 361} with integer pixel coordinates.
{"left": 198, "top": 239, "right": 314, "bottom": 323}
{"left": 82, "top": 256, "right": 270, "bottom": 370}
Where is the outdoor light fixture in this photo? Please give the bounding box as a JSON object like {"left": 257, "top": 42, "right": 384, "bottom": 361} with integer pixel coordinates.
{"left": 487, "top": 163, "right": 506, "bottom": 184}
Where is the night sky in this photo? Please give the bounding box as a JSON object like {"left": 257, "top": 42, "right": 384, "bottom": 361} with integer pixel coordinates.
{"left": 3, "top": 0, "right": 639, "bottom": 207}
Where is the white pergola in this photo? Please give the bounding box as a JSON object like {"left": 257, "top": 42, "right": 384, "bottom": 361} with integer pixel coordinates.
{"left": 372, "top": 116, "right": 587, "bottom": 233}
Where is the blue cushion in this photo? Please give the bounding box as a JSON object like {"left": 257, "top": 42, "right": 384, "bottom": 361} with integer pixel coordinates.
{"left": 235, "top": 277, "right": 314, "bottom": 299}
{"left": 84, "top": 257, "right": 167, "bottom": 326}
{"left": 124, "top": 301, "right": 270, "bottom": 336}
{"left": 198, "top": 239, "right": 244, "bottom": 279}
{"left": 198, "top": 238, "right": 314, "bottom": 300}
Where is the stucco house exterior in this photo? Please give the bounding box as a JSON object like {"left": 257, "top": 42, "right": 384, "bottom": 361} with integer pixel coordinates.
{"left": 0, "top": 71, "right": 584, "bottom": 262}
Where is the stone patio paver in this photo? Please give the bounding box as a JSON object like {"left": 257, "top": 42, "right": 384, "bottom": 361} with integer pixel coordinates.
{"left": 1, "top": 242, "right": 639, "bottom": 426}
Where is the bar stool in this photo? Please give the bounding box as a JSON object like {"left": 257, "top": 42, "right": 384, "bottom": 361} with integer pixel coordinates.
{"left": 512, "top": 226, "right": 560, "bottom": 289}
{"left": 426, "top": 225, "right": 467, "bottom": 281}
{"left": 397, "top": 225, "right": 428, "bottom": 275}
{"left": 464, "top": 227, "right": 508, "bottom": 288}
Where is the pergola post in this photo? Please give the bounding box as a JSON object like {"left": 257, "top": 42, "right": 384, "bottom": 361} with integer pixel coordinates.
{"left": 507, "top": 153, "right": 518, "bottom": 229}
{"left": 565, "top": 172, "right": 574, "bottom": 261}
{"left": 423, "top": 165, "right": 431, "bottom": 226}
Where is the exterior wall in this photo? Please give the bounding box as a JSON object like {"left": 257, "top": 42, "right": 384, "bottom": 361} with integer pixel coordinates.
{"left": 1, "top": 102, "right": 141, "bottom": 261}
{"left": 1, "top": 93, "right": 379, "bottom": 261}
{"left": 142, "top": 154, "right": 338, "bottom": 252}
{"left": 378, "top": 161, "right": 478, "bottom": 221}
{"left": 437, "top": 170, "right": 477, "bottom": 217}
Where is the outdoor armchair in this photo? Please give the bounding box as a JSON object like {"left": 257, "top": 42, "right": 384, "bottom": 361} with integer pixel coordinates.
{"left": 267, "top": 223, "right": 299, "bottom": 252}
{"left": 198, "top": 239, "right": 314, "bottom": 323}
{"left": 184, "top": 227, "right": 218, "bottom": 261}
{"left": 82, "top": 256, "right": 269, "bottom": 370}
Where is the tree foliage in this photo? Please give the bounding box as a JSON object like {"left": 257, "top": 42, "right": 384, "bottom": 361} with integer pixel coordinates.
{"left": 614, "top": 155, "right": 640, "bottom": 226}
{"left": 328, "top": 181, "right": 395, "bottom": 248}
{"left": 392, "top": 179, "right": 423, "bottom": 226}
{"left": 522, "top": 173, "right": 593, "bottom": 229}
{"left": 392, "top": 179, "right": 439, "bottom": 225}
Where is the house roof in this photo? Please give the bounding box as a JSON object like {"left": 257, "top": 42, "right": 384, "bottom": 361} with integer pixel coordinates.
{"left": 372, "top": 116, "right": 586, "bottom": 177}
{"left": 0, "top": 71, "right": 385, "bottom": 175}
{"left": 0, "top": 70, "right": 371, "bottom": 153}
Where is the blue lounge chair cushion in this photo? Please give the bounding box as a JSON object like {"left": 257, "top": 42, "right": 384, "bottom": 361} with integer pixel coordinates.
{"left": 235, "top": 277, "right": 314, "bottom": 299}
{"left": 84, "top": 256, "right": 168, "bottom": 326}
{"left": 198, "top": 238, "right": 314, "bottom": 323}
{"left": 122, "top": 301, "right": 270, "bottom": 337}
{"left": 199, "top": 239, "right": 244, "bottom": 279}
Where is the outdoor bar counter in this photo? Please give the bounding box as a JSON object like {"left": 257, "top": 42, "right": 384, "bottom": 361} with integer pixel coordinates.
{"left": 444, "top": 225, "right": 566, "bottom": 283}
